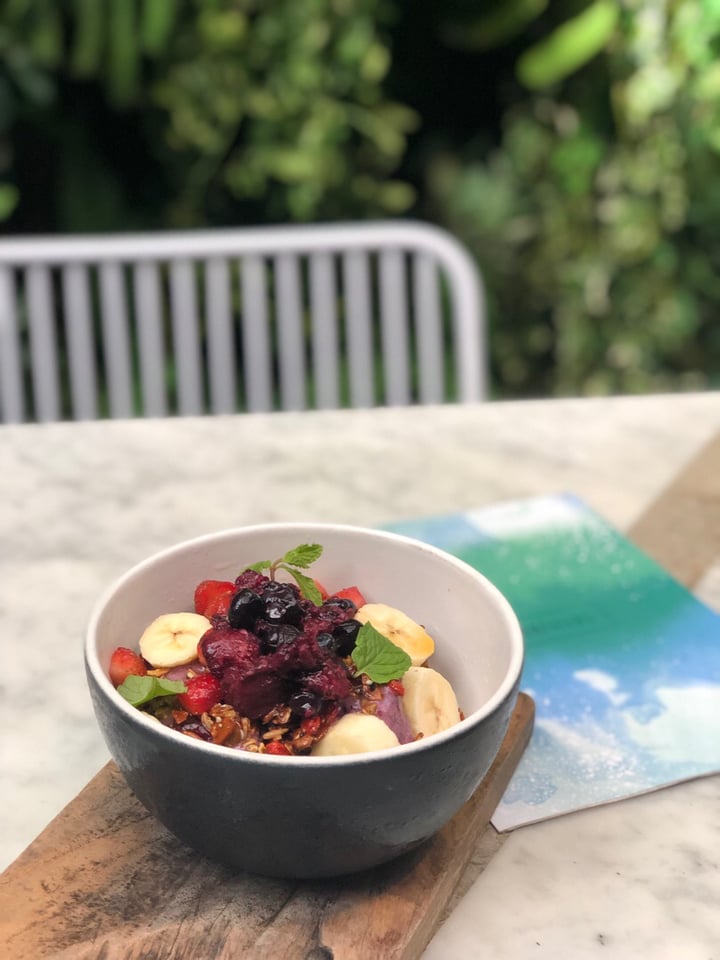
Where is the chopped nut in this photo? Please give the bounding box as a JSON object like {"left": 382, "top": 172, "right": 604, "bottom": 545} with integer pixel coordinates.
{"left": 210, "top": 717, "right": 237, "bottom": 745}
{"left": 262, "top": 727, "right": 289, "bottom": 741}
{"left": 262, "top": 705, "right": 292, "bottom": 726}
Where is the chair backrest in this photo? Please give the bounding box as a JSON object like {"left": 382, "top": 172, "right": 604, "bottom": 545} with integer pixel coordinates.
{"left": 0, "top": 220, "right": 487, "bottom": 423}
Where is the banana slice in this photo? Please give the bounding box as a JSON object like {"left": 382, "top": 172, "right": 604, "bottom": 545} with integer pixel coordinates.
{"left": 400, "top": 666, "right": 460, "bottom": 739}
{"left": 139, "top": 612, "right": 212, "bottom": 668}
{"left": 354, "top": 603, "right": 434, "bottom": 666}
{"left": 311, "top": 713, "right": 399, "bottom": 756}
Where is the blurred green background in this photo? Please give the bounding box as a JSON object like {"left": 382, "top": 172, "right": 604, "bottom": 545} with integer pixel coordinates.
{"left": 2, "top": 0, "right": 719, "bottom": 400}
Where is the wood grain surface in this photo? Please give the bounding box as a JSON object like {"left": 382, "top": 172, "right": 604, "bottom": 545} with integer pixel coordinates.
{"left": 629, "top": 430, "right": 720, "bottom": 588}
{"left": 0, "top": 695, "right": 534, "bottom": 960}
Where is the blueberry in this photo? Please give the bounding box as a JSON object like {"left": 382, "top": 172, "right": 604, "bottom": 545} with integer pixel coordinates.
{"left": 261, "top": 623, "right": 300, "bottom": 653}
{"left": 289, "top": 689, "right": 322, "bottom": 717}
{"left": 316, "top": 631, "right": 339, "bottom": 654}
{"left": 264, "top": 596, "right": 303, "bottom": 626}
{"left": 227, "top": 589, "right": 264, "bottom": 629}
{"left": 263, "top": 582, "right": 298, "bottom": 601}
{"left": 332, "top": 619, "right": 360, "bottom": 657}
{"left": 323, "top": 597, "right": 355, "bottom": 613}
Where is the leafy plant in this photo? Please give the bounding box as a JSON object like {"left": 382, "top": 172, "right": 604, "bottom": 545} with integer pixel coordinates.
{"left": 1, "top": 0, "right": 417, "bottom": 231}
{"left": 424, "top": 0, "right": 720, "bottom": 396}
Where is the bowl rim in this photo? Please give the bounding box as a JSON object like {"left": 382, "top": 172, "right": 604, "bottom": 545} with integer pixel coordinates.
{"left": 85, "top": 521, "right": 524, "bottom": 767}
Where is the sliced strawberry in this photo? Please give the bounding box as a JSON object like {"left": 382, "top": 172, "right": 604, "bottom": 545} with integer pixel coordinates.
{"left": 194, "top": 579, "right": 235, "bottom": 618}
{"left": 177, "top": 674, "right": 222, "bottom": 715}
{"left": 109, "top": 647, "right": 147, "bottom": 687}
{"left": 265, "top": 741, "right": 292, "bottom": 755}
{"left": 313, "top": 578, "right": 329, "bottom": 601}
{"left": 331, "top": 586, "right": 367, "bottom": 608}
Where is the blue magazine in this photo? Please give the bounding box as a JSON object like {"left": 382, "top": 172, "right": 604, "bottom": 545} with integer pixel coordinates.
{"left": 386, "top": 494, "right": 720, "bottom": 830}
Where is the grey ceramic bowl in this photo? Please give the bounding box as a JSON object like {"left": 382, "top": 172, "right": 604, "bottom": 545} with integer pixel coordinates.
{"left": 85, "top": 523, "right": 523, "bottom": 879}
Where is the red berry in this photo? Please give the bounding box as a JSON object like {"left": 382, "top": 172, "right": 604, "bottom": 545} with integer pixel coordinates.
{"left": 300, "top": 715, "right": 323, "bottom": 737}
{"left": 265, "top": 742, "right": 292, "bottom": 755}
{"left": 388, "top": 679, "right": 405, "bottom": 697}
{"left": 331, "top": 586, "right": 367, "bottom": 608}
{"left": 313, "top": 578, "right": 329, "bottom": 600}
{"left": 194, "top": 579, "right": 235, "bottom": 618}
{"left": 109, "top": 647, "right": 147, "bottom": 687}
{"left": 177, "top": 674, "right": 222, "bottom": 715}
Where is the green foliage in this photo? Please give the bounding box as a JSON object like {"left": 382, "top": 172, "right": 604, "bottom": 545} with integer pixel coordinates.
{"left": 427, "top": 0, "right": 720, "bottom": 396}
{"left": 517, "top": 1, "right": 618, "bottom": 89}
{"left": 0, "top": 0, "right": 416, "bottom": 231}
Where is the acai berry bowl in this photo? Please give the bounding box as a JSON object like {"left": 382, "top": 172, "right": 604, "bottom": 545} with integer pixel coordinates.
{"left": 84, "top": 522, "right": 524, "bottom": 879}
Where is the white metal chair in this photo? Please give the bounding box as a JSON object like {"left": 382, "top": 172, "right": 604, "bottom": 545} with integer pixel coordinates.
{"left": 0, "top": 220, "right": 487, "bottom": 423}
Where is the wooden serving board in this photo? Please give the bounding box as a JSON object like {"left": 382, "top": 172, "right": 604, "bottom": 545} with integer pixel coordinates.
{"left": 0, "top": 695, "right": 533, "bottom": 960}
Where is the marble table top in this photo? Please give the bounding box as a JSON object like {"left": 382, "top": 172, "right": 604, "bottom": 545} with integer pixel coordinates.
{"left": 2, "top": 392, "right": 720, "bottom": 958}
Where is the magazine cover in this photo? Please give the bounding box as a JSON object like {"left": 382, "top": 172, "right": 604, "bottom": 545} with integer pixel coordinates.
{"left": 386, "top": 494, "right": 720, "bottom": 829}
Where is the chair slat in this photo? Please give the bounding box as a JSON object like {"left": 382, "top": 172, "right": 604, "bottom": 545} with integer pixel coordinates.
{"left": 412, "top": 253, "right": 444, "bottom": 404}
{"left": 0, "top": 266, "right": 25, "bottom": 423}
{"left": 133, "top": 262, "right": 167, "bottom": 418}
{"left": 26, "top": 265, "right": 61, "bottom": 422}
{"left": 343, "top": 251, "right": 374, "bottom": 408}
{"left": 169, "top": 259, "right": 204, "bottom": 415}
{"left": 275, "top": 254, "right": 306, "bottom": 411}
{"left": 99, "top": 262, "right": 134, "bottom": 418}
{"left": 240, "top": 256, "right": 273, "bottom": 412}
{"left": 204, "top": 258, "right": 237, "bottom": 415}
{"left": 308, "top": 253, "right": 340, "bottom": 410}
{"left": 0, "top": 221, "right": 486, "bottom": 420}
{"left": 62, "top": 264, "right": 99, "bottom": 420}
{"left": 378, "top": 250, "right": 411, "bottom": 406}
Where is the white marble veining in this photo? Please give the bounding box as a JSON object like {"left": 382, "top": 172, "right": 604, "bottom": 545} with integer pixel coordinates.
{"left": 2, "top": 393, "right": 720, "bottom": 957}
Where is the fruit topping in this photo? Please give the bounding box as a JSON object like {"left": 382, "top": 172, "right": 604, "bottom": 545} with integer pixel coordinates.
{"left": 311, "top": 713, "right": 400, "bottom": 756}
{"left": 177, "top": 674, "right": 223, "bottom": 715}
{"left": 109, "top": 647, "right": 147, "bottom": 687}
{"left": 234, "top": 568, "right": 271, "bottom": 593}
{"left": 289, "top": 689, "right": 322, "bottom": 718}
{"left": 354, "top": 603, "right": 434, "bottom": 667}
{"left": 200, "top": 624, "right": 260, "bottom": 676}
{"left": 400, "top": 666, "right": 460, "bottom": 738}
{"left": 139, "top": 612, "right": 212, "bottom": 668}
{"left": 194, "top": 579, "right": 236, "bottom": 618}
{"left": 261, "top": 581, "right": 303, "bottom": 625}
{"left": 330, "top": 586, "right": 367, "bottom": 608}
{"left": 260, "top": 623, "right": 301, "bottom": 653}
{"left": 220, "top": 663, "right": 288, "bottom": 719}
{"left": 227, "top": 588, "right": 264, "bottom": 629}
{"left": 331, "top": 619, "right": 361, "bottom": 656}
{"left": 115, "top": 540, "right": 460, "bottom": 757}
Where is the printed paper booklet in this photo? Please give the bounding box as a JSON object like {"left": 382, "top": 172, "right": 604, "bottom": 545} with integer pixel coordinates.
{"left": 386, "top": 494, "right": 720, "bottom": 830}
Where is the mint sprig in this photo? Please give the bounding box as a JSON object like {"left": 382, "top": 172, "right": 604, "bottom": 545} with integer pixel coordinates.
{"left": 351, "top": 622, "right": 412, "bottom": 684}
{"left": 117, "top": 675, "right": 187, "bottom": 707}
{"left": 244, "top": 543, "right": 324, "bottom": 605}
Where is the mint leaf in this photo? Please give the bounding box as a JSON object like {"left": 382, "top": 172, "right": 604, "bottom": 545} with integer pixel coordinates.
{"left": 245, "top": 560, "right": 271, "bottom": 573}
{"left": 280, "top": 564, "right": 323, "bottom": 605}
{"left": 351, "top": 622, "right": 412, "bottom": 684}
{"left": 282, "top": 543, "right": 323, "bottom": 568}
{"left": 117, "top": 675, "right": 187, "bottom": 707}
